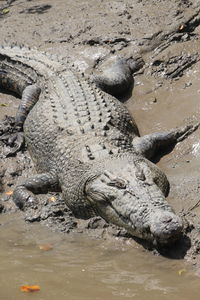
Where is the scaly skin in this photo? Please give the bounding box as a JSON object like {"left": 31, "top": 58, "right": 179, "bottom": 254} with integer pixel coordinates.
{"left": 0, "top": 45, "right": 197, "bottom": 245}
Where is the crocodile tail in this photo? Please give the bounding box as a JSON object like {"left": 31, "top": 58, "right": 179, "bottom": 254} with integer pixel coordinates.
{"left": 0, "top": 43, "right": 67, "bottom": 95}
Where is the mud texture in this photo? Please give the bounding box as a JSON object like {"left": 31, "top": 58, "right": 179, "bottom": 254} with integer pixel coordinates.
{"left": 0, "top": 0, "right": 200, "bottom": 266}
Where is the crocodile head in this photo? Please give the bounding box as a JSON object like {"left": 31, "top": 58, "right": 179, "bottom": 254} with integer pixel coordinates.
{"left": 84, "top": 157, "right": 183, "bottom": 245}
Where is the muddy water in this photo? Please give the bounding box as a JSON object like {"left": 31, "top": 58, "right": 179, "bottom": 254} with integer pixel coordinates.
{"left": 0, "top": 213, "right": 199, "bottom": 300}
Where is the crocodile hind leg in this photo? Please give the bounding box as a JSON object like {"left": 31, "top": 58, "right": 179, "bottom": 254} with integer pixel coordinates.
{"left": 93, "top": 56, "right": 144, "bottom": 98}
{"left": 0, "top": 84, "right": 41, "bottom": 155}
{"left": 132, "top": 124, "right": 199, "bottom": 160}
{"left": 13, "top": 172, "right": 60, "bottom": 210}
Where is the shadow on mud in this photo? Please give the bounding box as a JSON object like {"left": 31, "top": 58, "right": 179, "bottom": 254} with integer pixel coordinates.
{"left": 133, "top": 234, "right": 191, "bottom": 259}
{"left": 20, "top": 4, "right": 52, "bottom": 14}
{"left": 157, "top": 235, "right": 191, "bottom": 259}
{"left": 117, "top": 82, "right": 134, "bottom": 103}
{"left": 0, "top": 87, "right": 20, "bottom": 98}
{"left": 153, "top": 144, "right": 178, "bottom": 164}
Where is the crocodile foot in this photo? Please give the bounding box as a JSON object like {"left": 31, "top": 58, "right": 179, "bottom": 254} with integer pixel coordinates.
{"left": 92, "top": 55, "right": 145, "bottom": 98}
{"left": 0, "top": 115, "right": 15, "bottom": 134}
{"left": 92, "top": 56, "right": 134, "bottom": 97}
{"left": 0, "top": 115, "right": 25, "bottom": 156}
{"left": 13, "top": 185, "right": 38, "bottom": 210}
{"left": 176, "top": 123, "right": 200, "bottom": 142}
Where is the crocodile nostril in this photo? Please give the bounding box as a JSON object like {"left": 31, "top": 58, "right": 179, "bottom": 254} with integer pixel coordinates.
{"left": 149, "top": 211, "right": 183, "bottom": 243}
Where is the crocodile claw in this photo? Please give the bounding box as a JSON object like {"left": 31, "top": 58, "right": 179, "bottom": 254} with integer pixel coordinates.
{"left": 176, "top": 123, "right": 200, "bottom": 142}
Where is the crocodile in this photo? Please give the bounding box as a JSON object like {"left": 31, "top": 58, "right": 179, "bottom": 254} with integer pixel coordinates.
{"left": 0, "top": 45, "right": 197, "bottom": 245}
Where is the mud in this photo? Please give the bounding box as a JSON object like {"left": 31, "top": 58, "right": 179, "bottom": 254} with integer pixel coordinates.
{"left": 0, "top": 0, "right": 200, "bottom": 270}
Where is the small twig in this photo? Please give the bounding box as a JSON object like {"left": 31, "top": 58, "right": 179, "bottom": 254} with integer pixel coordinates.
{"left": 188, "top": 199, "right": 200, "bottom": 212}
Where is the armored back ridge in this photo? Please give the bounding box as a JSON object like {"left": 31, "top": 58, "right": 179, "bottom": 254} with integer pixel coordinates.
{"left": 0, "top": 45, "right": 198, "bottom": 245}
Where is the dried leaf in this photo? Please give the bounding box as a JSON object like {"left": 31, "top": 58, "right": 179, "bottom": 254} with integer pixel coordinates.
{"left": 2, "top": 8, "right": 9, "bottom": 14}
{"left": 48, "top": 196, "right": 56, "bottom": 202}
{"left": 20, "top": 285, "right": 40, "bottom": 293}
{"left": 178, "top": 268, "right": 186, "bottom": 275}
{"left": 39, "top": 243, "right": 53, "bottom": 251}
{"left": 5, "top": 190, "right": 13, "bottom": 196}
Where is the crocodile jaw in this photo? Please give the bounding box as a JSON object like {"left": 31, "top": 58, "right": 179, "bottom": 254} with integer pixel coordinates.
{"left": 94, "top": 199, "right": 183, "bottom": 245}
{"left": 84, "top": 172, "right": 183, "bottom": 245}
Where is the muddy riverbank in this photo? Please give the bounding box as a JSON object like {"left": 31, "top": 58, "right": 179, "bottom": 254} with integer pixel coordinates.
{"left": 0, "top": 0, "right": 200, "bottom": 294}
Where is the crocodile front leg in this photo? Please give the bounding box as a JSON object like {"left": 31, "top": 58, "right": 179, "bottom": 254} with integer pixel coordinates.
{"left": 15, "top": 84, "right": 41, "bottom": 130}
{"left": 13, "top": 172, "right": 60, "bottom": 210}
{"left": 0, "top": 84, "right": 41, "bottom": 155}
{"left": 132, "top": 124, "right": 199, "bottom": 160}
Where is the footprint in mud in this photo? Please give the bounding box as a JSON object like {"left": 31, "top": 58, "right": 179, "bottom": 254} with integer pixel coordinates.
{"left": 20, "top": 4, "right": 52, "bottom": 15}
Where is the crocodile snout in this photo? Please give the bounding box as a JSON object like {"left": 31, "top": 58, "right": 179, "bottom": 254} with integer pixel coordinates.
{"left": 149, "top": 210, "right": 183, "bottom": 244}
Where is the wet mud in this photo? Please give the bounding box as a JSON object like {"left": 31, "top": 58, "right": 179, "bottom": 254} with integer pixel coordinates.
{"left": 0, "top": 0, "right": 200, "bottom": 272}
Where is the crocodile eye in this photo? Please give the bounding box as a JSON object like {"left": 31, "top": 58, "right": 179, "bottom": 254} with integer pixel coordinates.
{"left": 108, "top": 178, "right": 126, "bottom": 189}
{"left": 135, "top": 169, "right": 146, "bottom": 181}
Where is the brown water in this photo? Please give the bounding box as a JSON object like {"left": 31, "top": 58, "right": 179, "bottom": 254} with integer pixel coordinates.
{"left": 0, "top": 213, "right": 199, "bottom": 300}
